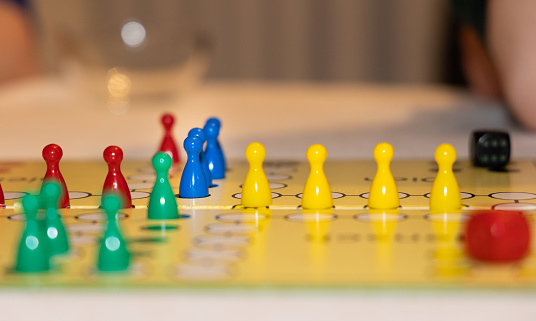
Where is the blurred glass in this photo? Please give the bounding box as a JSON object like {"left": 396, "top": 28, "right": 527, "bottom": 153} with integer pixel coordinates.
{"left": 31, "top": 0, "right": 209, "bottom": 107}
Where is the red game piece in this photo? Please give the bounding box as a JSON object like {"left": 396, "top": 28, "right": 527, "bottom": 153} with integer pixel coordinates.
{"left": 102, "top": 146, "right": 132, "bottom": 208}
{"left": 158, "top": 113, "right": 180, "bottom": 164}
{"left": 41, "top": 144, "right": 69, "bottom": 208}
{"left": 465, "top": 210, "right": 531, "bottom": 262}
{"left": 0, "top": 182, "right": 4, "bottom": 205}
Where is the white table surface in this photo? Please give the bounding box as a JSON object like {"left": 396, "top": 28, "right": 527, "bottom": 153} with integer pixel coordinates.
{"left": 0, "top": 77, "right": 531, "bottom": 161}
{"left": 0, "top": 78, "right": 535, "bottom": 321}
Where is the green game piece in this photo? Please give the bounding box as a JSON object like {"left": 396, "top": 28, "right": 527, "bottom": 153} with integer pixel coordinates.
{"left": 15, "top": 194, "right": 50, "bottom": 273}
{"left": 40, "top": 181, "right": 69, "bottom": 256}
{"left": 97, "top": 195, "right": 130, "bottom": 272}
{"left": 148, "top": 152, "right": 179, "bottom": 220}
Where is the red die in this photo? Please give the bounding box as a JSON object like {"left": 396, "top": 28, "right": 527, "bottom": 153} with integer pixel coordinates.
{"left": 465, "top": 210, "right": 531, "bottom": 262}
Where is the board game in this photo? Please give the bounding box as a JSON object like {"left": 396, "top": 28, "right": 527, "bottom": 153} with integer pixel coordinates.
{"left": 1, "top": 155, "right": 536, "bottom": 288}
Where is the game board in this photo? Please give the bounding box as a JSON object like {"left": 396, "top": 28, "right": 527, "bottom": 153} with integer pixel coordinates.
{"left": 0, "top": 158, "right": 536, "bottom": 288}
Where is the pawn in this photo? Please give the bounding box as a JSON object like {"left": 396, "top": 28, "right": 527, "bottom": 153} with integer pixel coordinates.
{"left": 40, "top": 181, "right": 69, "bottom": 256}
{"left": 148, "top": 152, "right": 179, "bottom": 219}
{"left": 102, "top": 146, "right": 132, "bottom": 208}
{"left": 368, "top": 142, "right": 399, "bottom": 210}
{"left": 204, "top": 119, "right": 225, "bottom": 179}
{"left": 179, "top": 136, "right": 209, "bottom": 198}
{"left": 15, "top": 194, "right": 50, "bottom": 273}
{"left": 158, "top": 113, "right": 180, "bottom": 165}
{"left": 206, "top": 117, "right": 226, "bottom": 170}
{"left": 0, "top": 181, "right": 4, "bottom": 206}
{"left": 40, "top": 144, "right": 69, "bottom": 208}
{"left": 188, "top": 127, "right": 213, "bottom": 187}
{"left": 301, "top": 144, "right": 333, "bottom": 209}
{"left": 429, "top": 143, "right": 461, "bottom": 213}
{"left": 98, "top": 195, "right": 130, "bottom": 272}
{"left": 241, "top": 142, "right": 272, "bottom": 208}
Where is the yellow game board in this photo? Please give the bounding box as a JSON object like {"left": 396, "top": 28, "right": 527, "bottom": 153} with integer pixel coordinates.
{"left": 0, "top": 159, "right": 535, "bottom": 288}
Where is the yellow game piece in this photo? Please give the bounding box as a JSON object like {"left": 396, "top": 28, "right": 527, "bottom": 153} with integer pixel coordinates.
{"left": 368, "top": 142, "right": 399, "bottom": 209}
{"left": 429, "top": 143, "right": 462, "bottom": 212}
{"left": 241, "top": 142, "right": 272, "bottom": 207}
{"left": 301, "top": 144, "right": 333, "bottom": 209}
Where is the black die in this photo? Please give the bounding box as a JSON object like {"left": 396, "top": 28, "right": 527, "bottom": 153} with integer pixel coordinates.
{"left": 471, "top": 131, "right": 510, "bottom": 168}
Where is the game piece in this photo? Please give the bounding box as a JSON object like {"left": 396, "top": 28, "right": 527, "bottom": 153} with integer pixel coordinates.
{"left": 179, "top": 136, "right": 209, "bottom": 198}
{"left": 4, "top": 154, "right": 536, "bottom": 288}
{"left": 470, "top": 130, "right": 510, "bottom": 168}
{"left": 40, "top": 181, "right": 69, "bottom": 256}
{"left": 188, "top": 127, "right": 213, "bottom": 187}
{"left": 15, "top": 194, "right": 50, "bottom": 273}
{"left": 0, "top": 181, "right": 4, "bottom": 206}
{"left": 148, "top": 152, "right": 179, "bottom": 219}
{"left": 158, "top": 113, "right": 180, "bottom": 165}
{"left": 204, "top": 119, "right": 225, "bottom": 179}
{"left": 206, "top": 117, "right": 226, "bottom": 171}
{"left": 41, "top": 144, "right": 69, "bottom": 208}
{"left": 301, "top": 144, "right": 333, "bottom": 209}
{"left": 241, "top": 142, "right": 272, "bottom": 208}
{"left": 97, "top": 195, "right": 130, "bottom": 272}
{"left": 102, "top": 145, "right": 132, "bottom": 208}
{"left": 368, "top": 142, "right": 399, "bottom": 210}
{"left": 429, "top": 143, "right": 461, "bottom": 213}
{"left": 465, "top": 210, "right": 530, "bottom": 262}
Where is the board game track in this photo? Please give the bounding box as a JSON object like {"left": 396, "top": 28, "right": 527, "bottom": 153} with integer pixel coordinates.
{"left": 1, "top": 159, "right": 536, "bottom": 210}
{"left": 0, "top": 159, "right": 536, "bottom": 287}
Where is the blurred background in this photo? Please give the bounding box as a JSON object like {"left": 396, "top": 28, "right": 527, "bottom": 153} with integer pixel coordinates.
{"left": 4, "top": 0, "right": 506, "bottom": 162}
{"left": 1, "top": 0, "right": 462, "bottom": 88}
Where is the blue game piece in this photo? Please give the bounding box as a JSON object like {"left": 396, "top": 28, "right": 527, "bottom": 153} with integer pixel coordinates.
{"left": 188, "top": 127, "right": 213, "bottom": 187}
{"left": 179, "top": 136, "right": 209, "bottom": 198}
{"left": 204, "top": 120, "right": 225, "bottom": 179}
{"left": 206, "top": 117, "right": 227, "bottom": 171}
{"left": 206, "top": 117, "right": 220, "bottom": 127}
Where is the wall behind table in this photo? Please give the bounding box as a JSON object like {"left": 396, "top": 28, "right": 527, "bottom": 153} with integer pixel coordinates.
{"left": 195, "top": 0, "right": 451, "bottom": 82}
{"left": 33, "top": 0, "right": 452, "bottom": 83}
